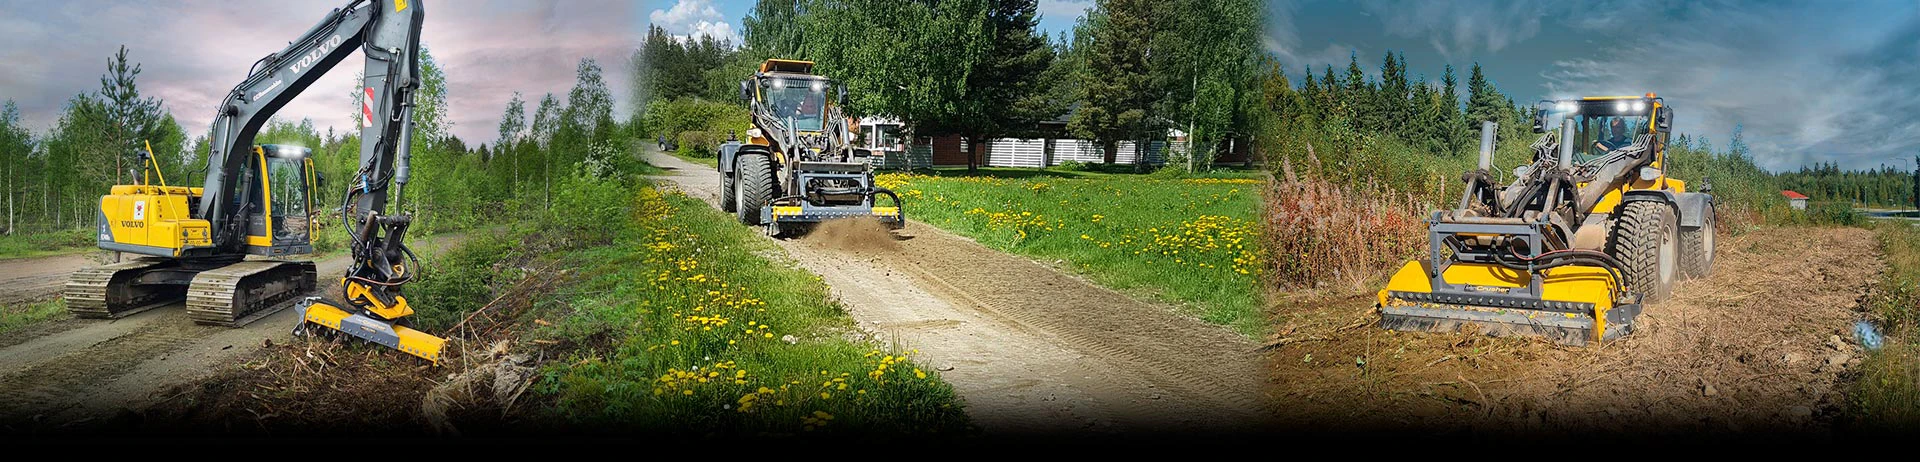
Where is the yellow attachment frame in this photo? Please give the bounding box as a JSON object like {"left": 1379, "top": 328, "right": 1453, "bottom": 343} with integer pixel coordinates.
{"left": 301, "top": 300, "right": 445, "bottom": 364}
{"left": 1378, "top": 259, "right": 1633, "bottom": 344}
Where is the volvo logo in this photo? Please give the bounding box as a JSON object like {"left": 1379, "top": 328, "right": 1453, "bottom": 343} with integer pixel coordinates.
{"left": 286, "top": 34, "right": 343, "bottom": 76}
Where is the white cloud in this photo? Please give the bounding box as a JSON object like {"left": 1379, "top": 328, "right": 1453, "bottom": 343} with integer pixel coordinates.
{"left": 1038, "top": 0, "right": 1093, "bottom": 20}
{"left": 648, "top": 0, "right": 741, "bottom": 44}
{"left": 1357, "top": 0, "right": 1551, "bottom": 61}
{"left": 1538, "top": 2, "right": 1920, "bottom": 171}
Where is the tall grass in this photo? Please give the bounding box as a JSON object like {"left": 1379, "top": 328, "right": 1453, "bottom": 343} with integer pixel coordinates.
{"left": 1849, "top": 223, "right": 1920, "bottom": 431}
{"left": 879, "top": 168, "right": 1267, "bottom": 336}
{"left": 1263, "top": 150, "right": 1427, "bottom": 293}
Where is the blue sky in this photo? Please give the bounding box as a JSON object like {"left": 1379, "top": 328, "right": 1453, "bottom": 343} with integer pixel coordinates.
{"left": 1268, "top": 0, "right": 1920, "bottom": 172}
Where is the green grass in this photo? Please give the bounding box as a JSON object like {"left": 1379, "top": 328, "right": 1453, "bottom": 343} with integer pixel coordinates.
{"left": 0, "top": 228, "right": 94, "bottom": 260}
{"left": 0, "top": 299, "right": 66, "bottom": 336}
{"left": 878, "top": 167, "right": 1266, "bottom": 336}
{"left": 517, "top": 183, "right": 969, "bottom": 435}
{"left": 1850, "top": 223, "right": 1920, "bottom": 431}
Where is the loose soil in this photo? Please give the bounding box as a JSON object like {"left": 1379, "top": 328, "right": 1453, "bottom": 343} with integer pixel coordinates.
{"left": 651, "top": 151, "right": 1272, "bottom": 435}
{"left": 0, "top": 232, "right": 475, "bottom": 433}
{"left": 1264, "top": 226, "right": 1882, "bottom": 439}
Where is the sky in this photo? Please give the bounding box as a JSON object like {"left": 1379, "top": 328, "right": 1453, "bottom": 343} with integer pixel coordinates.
{"left": 651, "top": 0, "right": 1092, "bottom": 44}
{"left": 1266, "top": 0, "right": 1920, "bottom": 172}
{"left": 0, "top": 0, "right": 640, "bottom": 147}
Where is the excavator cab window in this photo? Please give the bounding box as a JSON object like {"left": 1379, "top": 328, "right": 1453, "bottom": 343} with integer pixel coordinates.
{"left": 262, "top": 147, "right": 311, "bottom": 242}
{"left": 761, "top": 77, "right": 829, "bottom": 132}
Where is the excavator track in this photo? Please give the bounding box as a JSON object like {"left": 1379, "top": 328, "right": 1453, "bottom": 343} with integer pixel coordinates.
{"left": 185, "top": 260, "right": 316, "bottom": 327}
{"left": 64, "top": 258, "right": 187, "bottom": 319}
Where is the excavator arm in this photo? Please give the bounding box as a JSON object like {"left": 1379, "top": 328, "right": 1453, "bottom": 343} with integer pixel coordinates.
{"left": 235, "top": 0, "right": 446, "bottom": 364}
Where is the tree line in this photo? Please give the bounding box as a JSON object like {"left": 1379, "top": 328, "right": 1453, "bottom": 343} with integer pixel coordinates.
{"left": 1246, "top": 45, "right": 1916, "bottom": 211}
{"left": 634, "top": 0, "right": 1264, "bottom": 172}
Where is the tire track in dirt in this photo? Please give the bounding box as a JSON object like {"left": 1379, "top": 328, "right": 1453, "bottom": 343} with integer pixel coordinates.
{"left": 646, "top": 151, "right": 1271, "bottom": 434}
{"left": 1264, "top": 226, "right": 1881, "bottom": 438}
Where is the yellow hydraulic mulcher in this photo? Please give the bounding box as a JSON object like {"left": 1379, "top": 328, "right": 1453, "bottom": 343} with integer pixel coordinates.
{"left": 1378, "top": 94, "right": 1717, "bottom": 345}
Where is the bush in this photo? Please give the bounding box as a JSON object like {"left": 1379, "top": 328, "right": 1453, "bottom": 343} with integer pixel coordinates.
{"left": 549, "top": 163, "right": 630, "bottom": 241}
{"left": 641, "top": 97, "right": 748, "bottom": 156}
{"left": 408, "top": 232, "right": 519, "bottom": 331}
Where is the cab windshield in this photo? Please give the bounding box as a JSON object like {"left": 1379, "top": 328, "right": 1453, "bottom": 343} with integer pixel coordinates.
{"left": 266, "top": 156, "right": 308, "bottom": 238}
{"left": 1539, "top": 101, "right": 1652, "bottom": 164}
{"left": 761, "top": 77, "right": 829, "bottom": 132}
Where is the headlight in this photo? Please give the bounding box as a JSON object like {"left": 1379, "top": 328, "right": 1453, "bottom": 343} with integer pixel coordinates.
{"left": 1632, "top": 101, "right": 1646, "bottom": 112}
{"left": 746, "top": 128, "right": 763, "bottom": 139}
{"left": 771, "top": 80, "right": 785, "bottom": 89}
{"left": 1557, "top": 102, "right": 1577, "bottom": 113}
{"left": 1639, "top": 167, "right": 1662, "bottom": 181}
{"left": 810, "top": 81, "right": 824, "bottom": 92}
{"left": 1616, "top": 101, "right": 1629, "bottom": 112}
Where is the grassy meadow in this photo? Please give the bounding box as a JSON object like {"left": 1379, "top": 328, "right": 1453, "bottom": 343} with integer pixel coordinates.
{"left": 876, "top": 167, "right": 1266, "bottom": 336}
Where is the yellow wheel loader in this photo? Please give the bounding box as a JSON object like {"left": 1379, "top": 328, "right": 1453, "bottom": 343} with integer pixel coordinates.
{"left": 69, "top": 0, "right": 447, "bottom": 363}
{"left": 717, "top": 59, "right": 904, "bottom": 237}
{"left": 1378, "top": 94, "right": 1716, "bottom": 345}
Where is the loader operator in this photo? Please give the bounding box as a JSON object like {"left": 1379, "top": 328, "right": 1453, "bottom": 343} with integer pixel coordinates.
{"left": 1594, "top": 118, "right": 1632, "bottom": 153}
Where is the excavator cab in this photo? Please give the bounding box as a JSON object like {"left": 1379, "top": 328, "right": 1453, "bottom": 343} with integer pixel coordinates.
{"left": 246, "top": 144, "right": 316, "bottom": 256}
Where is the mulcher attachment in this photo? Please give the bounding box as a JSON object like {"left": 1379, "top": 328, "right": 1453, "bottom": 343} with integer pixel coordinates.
{"left": 1377, "top": 213, "right": 1641, "bottom": 345}
{"left": 296, "top": 296, "right": 446, "bottom": 365}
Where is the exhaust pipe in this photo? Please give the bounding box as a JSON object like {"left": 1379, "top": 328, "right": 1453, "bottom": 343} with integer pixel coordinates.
{"left": 1478, "top": 121, "right": 1497, "bottom": 171}
{"left": 1558, "top": 119, "right": 1576, "bottom": 171}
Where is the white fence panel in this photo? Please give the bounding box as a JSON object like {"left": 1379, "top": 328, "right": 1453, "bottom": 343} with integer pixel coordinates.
{"left": 1050, "top": 139, "right": 1104, "bottom": 165}
{"left": 987, "top": 138, "right": 1046, "bottom": 168}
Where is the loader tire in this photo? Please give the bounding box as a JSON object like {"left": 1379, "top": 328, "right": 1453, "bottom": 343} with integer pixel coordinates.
{"left": 721, "top": 171, "right": 738, "bottom": 213}
{"left": 1609, "top": 200, "right": 1679, "bottom": 303}
{"left": 1680, "top": 204, "right": 1716, "bottom": 279}
{"left": 736, "top": 153, "right": 773, "bottom": 226}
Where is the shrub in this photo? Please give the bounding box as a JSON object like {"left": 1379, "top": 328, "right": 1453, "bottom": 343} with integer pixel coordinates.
{"left": 549, "top": 163, "right": 629, "bottom": 241}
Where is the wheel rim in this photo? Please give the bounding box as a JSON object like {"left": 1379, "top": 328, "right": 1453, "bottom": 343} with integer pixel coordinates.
{"left": 1703, "top": 212, "right": 1716, "bottom": 267}
{"left": 1659, "top": 218, "right": 1678, "bottom": 285}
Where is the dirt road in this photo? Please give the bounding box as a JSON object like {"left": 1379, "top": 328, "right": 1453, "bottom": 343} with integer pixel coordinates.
{"left": 646, "top": 151, "right": 1271, "bottom": 434}
{"left": 0, "top": 253, "right": 100, "bottom": 309}
{"left": 1265, "top": 226, "right": 1882, "bottom": 437}
{"left": 0, "top": 233, "right": 473, "bottom": 429}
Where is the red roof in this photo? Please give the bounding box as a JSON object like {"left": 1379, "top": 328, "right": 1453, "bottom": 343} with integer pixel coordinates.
{"left": 1781, "top": 190, "right": 1809, "bottom": 200}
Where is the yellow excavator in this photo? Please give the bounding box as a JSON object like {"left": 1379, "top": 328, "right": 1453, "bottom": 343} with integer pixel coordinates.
{"left": 717, "top": 59, "right": 904, "bottom": 237}
{"left": 1378, "top": 94, "right": 1716, "bottom": 344}
{"left": 67, "top": 0, "right": 446, "bottom": 363}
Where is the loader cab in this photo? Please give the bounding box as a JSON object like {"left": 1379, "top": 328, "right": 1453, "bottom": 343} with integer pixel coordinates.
{"left": 243, "top": 144, "right": 315, "bottom": 256}
{"left": 744, "top": 59, "right": 843, "bottom": 135}
{"left": 1533, "top": 95, "right": 1673, "bottom": 164}
{"left": 755, "top": 75, "right": 838, "bottom": 133}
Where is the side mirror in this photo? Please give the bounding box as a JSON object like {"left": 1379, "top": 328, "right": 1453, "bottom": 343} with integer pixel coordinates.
{"left": 837, "top": 86, "right": 847, "bottom": 105}
{"left": 1531, "top": 110, "right": 1546, "bottom": 133}
{"left": 1656, "top": 106, "right": 1674, "bottom": 133}
{"left": 315, "top": 171, "right": 327, "bottom": 189}
{"left": 738, "top": 80, "right": 753, "bottom": 103}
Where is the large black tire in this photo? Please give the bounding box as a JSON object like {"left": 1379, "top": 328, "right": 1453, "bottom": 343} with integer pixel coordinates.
{"left": 735, "top": 153, "right": 773, "bottom": 226}
{"left": 1680, "top": 204, "right": 1716, "bottom": 279}
{"left": 720, "top": 170, "right": 738, "bottom": 213}
{"left": 1608, "top": 201, "right": 1680, "bottom": 303}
